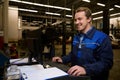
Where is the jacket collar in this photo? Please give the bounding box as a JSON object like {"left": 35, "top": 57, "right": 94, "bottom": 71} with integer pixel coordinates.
{"left": 76, "top": 26, "right": 96, "bottom": 39}
{"left": 85, "top": 26, "right": 96, "bottom": 39}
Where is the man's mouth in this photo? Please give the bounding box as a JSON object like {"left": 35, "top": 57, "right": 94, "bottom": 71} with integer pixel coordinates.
{"left": 76, "top": 24, "right": 82, "bottom": 27}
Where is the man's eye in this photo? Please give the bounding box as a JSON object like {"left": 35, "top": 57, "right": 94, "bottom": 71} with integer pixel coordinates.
{"left": 74, "top": 19, "right": 77, "bottom": 22}
{"left": 78, "top": 18, "right": 82, "bottom": 20}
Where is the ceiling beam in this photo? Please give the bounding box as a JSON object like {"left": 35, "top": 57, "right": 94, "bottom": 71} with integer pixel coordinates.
{"left": 19, "top": 12, "right": 71, "bottom": 21}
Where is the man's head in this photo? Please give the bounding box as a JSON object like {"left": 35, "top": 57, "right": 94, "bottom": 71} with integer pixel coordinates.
{"left": 74, "top": 7, "right": 92, "bottom": 33}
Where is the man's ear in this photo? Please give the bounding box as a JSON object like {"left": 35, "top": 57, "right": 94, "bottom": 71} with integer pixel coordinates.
{"left": 88, "top": 17, "right": 92, "bottom": 23}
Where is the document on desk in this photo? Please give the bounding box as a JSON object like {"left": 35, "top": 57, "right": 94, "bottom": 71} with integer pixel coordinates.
{"left": 18, "top": 64, "right": 68, "bottom": 80}
{"left": 10, "top": 58, "right": 36, "bottom": 64}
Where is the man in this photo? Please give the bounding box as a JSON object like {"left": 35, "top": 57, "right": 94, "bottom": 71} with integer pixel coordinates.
{"left": 52, "top": 7, "right": 113, "bottom": 80}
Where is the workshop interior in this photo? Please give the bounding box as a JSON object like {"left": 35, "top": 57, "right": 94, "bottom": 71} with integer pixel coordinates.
{"left": 0, "top": 0, "right": 120, "bottom": 80}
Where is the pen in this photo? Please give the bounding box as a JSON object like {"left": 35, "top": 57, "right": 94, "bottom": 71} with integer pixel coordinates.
{"left": 43, "top": 64, "right": 51, "bottom": 68}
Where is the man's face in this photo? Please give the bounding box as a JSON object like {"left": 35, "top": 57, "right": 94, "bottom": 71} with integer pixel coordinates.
{"left": 74, "top": 11, "right": 91, "bottom": 33}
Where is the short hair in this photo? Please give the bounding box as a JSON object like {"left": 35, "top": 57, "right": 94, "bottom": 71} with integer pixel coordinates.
{"left": 75, "top": 7, "right": 92, "bottom": 19}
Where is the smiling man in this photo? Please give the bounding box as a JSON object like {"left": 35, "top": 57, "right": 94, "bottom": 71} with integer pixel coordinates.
{"left": 52, "top": 7, "right": 113, "bottom": 80}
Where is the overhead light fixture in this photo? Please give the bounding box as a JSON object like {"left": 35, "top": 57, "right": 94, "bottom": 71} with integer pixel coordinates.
{"left": 9, "top": 0, "right": 71, "bottom": 11}
{"left": 45, "top": 12, "right": 60, "bottom": 16}
{"left": 18, "top": 8, "right": 38, "bottom": 13}
{"left": 109, "top": 8, "right": 114, "bottom": 11}
{"left": 45, "top": 12, "right": 73, "bottom": 18}
{"left": 110, "top": 13, "right": 120, "bottom": 17}
{"left": 97, "top": 3, "right": 105, "bottom": 7}
{"left": 115, "top": 5, "right": 120, "bottom": 8}
{"left": 92, "top": 11, "right": 103, "bottom": 15}
{"left": 92, "top": 8, "right": 114, "bottom": 16}
{"left": 66, "top": 15, "right": 72, "bottom": 17}
{"left": 82, "top": 0, "right": 90, "bottom": 3}
{"left": 93, "top": 17, "right": 103, "bottom": 20}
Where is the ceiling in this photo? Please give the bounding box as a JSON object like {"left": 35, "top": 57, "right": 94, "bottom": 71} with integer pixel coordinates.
{"left": 9, "top": 0, "right": 120, "bottom": 23}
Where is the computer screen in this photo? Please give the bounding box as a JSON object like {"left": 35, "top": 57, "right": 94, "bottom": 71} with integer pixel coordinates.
{"left": 22, "top": 27, "right": 57, "bottom": 64}
{"left": 23, "top": 28, "right": 44, "bottom": 64}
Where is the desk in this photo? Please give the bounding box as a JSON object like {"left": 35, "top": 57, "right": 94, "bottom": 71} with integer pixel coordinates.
{"left": 8, "top": 58, "right": 90, "bottom": 80}
{"left": 18, "top": 65, "right": 68, "bottom": 80}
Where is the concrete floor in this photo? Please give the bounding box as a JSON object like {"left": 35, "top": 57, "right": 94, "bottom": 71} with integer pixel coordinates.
{"left": 54, "top": 44, "right": 120, "bottom": 80}
{"left": 109, "top": 49, "right": 120, "bottom": 80}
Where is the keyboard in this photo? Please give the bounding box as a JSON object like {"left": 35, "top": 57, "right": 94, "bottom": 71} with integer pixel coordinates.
{"left": 43, "top": 61, "right": 70, "bottom": 72}
{"left": 44, "top": 61, "right": 91, "bottom": 80}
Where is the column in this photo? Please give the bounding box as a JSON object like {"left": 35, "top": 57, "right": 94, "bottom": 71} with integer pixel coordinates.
{"left": 3, "top": 0, "right": 9, "bottom": 43}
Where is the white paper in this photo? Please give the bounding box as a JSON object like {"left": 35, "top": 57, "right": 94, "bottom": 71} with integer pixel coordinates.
{"left": 18, "top": 64, "right": 44, "bottom": 72}
{"left": 10, "top": 58, "right": 36, "bottom": 64}
{"left": 18, "top": 65, "right": 68, "bottom": 80}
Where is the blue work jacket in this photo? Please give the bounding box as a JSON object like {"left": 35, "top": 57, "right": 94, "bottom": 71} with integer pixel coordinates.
{"left": 62, "top": 27, "right": 113, "bottom": 80}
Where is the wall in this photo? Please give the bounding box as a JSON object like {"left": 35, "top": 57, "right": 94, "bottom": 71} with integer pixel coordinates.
{"left": 8, "top": 7, "right": 18, "bottom": 42}
{"left": 0, "top": 5, "right": 3, "bottom": 30}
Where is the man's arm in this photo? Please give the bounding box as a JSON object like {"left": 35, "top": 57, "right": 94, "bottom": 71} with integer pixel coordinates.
{"left": 83, "top": 36, "right": 113, "bottom": 76}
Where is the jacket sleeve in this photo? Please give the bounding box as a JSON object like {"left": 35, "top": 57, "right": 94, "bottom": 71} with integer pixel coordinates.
{"left": 61, "top": 52, "right": 72, "bottom": 64}
{"left": 83, "top": 36, "right": 113, "bottom": 76}
{"left": 61, "top": 35, "right": 77, "bottom": 64}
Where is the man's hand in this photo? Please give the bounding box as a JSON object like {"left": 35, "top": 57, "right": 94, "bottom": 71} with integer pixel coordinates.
{"left": 52, "top": 57, "right": 63, "bottom": 63}
{"left": 67, "top": 65, "right": 86, "bottom": 76}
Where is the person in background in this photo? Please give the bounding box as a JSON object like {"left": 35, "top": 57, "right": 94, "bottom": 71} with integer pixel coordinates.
{"left": 52, "top": 7, "right": 113, "bottom": 80}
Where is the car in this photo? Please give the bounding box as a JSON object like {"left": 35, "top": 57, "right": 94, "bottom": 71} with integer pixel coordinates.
{"left": 109, "top": 34, "right": 120, "bottom": 48}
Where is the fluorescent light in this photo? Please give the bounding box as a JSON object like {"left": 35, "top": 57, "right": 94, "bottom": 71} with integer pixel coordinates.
{"left": 45, "top": 12, "right": 60, "bottom": 16}
{"left": 109, "top": 8, "right": 114, "bottom": 11}
{"left": 20, "top": 1, "right": 33, "bottom": 5}
{"left": 9, "top": 0, "right": 21, "bottom": 2}
{"left": 66, "top": 15, "right": 72, "bottom": 17}
{"left": 82, "top": 0, "right": 90, "bottom": 3}
{"left": 92, "top": 11, "right": 103, "bottom": 15}
{"left": 115, "top": 5, "right": 120, "bottom": 8}
{"left": 9, "top": 0, "right": 71, "bottom": 11}
{"left": 110, "top": 13, "right": 120, "bottom": 17}
{"left": 53, "top": 6, "right": 71, "bottom": 11}
{"left": 92, "top": 8, "right": 114, "bottom": 16}
{"left": 45, "top": 12, "right": 73, "bottom": 18}
{"left": 93, "top": 17, "right": 103, "bottom": 20}
{"left": 18, "top": 8, "right": 38, "bottom": 13}
{"left": 97, "top": 3, "right": 105, "bottom": 7}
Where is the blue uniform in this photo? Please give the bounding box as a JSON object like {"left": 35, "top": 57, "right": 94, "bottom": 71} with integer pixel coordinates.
{"left": 62, "top": 27, "right": 113, "bottom": 80}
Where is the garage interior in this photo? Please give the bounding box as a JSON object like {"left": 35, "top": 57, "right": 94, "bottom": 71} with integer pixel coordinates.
{"left": 0, "top": 0, "right": 120, "bottom": 80}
